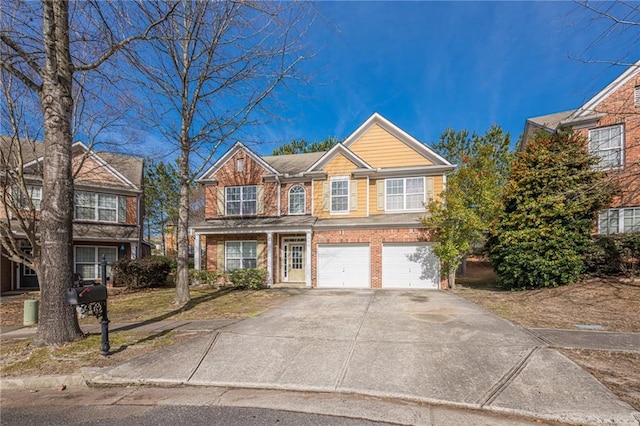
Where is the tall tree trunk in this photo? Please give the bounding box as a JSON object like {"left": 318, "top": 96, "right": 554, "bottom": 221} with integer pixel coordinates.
{"left": 34, "top": 0, "right": 82, "bottom": 345}
{"left": 448, "top": 269, "right": 457, "bottom": 290}
{"left": 174, "top": 145, "right": 190, "bottom": 304}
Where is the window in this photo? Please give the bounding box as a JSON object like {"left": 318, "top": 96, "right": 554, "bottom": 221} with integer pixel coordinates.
{"left": 623, "top": 208, "right": 640, "bottom": 233}
{"left": 599, "top": 208, "right": 640, "bottom": 234}
{"left": 75, "top": 191, "right": 126, "bottom": 223}
{"left": 288, "top": 185, "right": 305, "bottom": 215}
{"left": 75, "top": 246, "right": 117, "bottom": 280}
{"left": 226, "top": 186, "right": 257, "bottom": 215}
{"left": 330, "top": 178, "right": 349, "bottom": 213}
{"left": 236, "top": 158, "right": 245, "bottom": 172}
{"left": 385, "top": 177, "right": 425, "bottom": 211}
{"left": 225, "top": 241, "right": 257, "bottom": 270}
{"left": 598, "top": 209, "right": 619, "bottom": 234}
{"left": 589, "top": 125, "right": 623, "bottom": 169}
{"left": 22, "top": 248, "right": 36, "bottom": 276}
{"left": 12, "top": 185, "right": 42, "bottom": 210}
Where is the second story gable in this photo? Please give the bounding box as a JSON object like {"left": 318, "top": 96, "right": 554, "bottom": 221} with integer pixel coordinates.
{"left": 198, "top": 113, "right": 455, "bottom": 221}
{"left": 523, "top": 60, "right": 640, "bottom": 211}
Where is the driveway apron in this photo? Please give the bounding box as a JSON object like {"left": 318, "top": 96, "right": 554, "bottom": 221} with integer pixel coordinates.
{"left": 89, "top": 290, "right": 639, "bottom": 425}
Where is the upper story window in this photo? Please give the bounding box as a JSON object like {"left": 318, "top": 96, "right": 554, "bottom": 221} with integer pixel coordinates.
{"left": 288, "top": 185, "right": 305, "bottom": 215}
{"left": 589, "top": 125, "right": 623, "bottom": 169}
{"left": 226, "top": 185, "right": 256, "bottom": 215}
{"left": 330, "top": 177, "right": 349, "bottom": 213}
{"left": 75, "top": 191, "right": 126, "bottom": 223}
{"left": 386, "top": 177, "right": 424, "bottom": 211}
{"left": 14, "top": 185, "right": 42, "bottom": 210}
{"left": 598, "top": 207, "right": 640, "bottom": 234}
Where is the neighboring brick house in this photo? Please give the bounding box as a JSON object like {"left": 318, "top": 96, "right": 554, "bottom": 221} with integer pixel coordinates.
{"left": 522, "top": 60, "right": 640, "bottom": 235}
{"left": 0, "top": 140, "right": 146, "bottom": 292}
{"left": 191, "top": 113, "right": 455, "bottom": 289}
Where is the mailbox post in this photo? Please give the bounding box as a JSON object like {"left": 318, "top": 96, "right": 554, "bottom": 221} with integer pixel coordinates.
{"left": 65, "top": 256, "right": 110, "bottom": 356}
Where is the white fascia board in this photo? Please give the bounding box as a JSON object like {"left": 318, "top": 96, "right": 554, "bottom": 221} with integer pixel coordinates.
{"left": 189, "top": 226, "right": 313, "bottom": 235}
{"left": 352, "top": 164, "right": 456, "bottom": 178}
{"left": 71, "top": 142, "right": 137, "bottom": 189}
{"left": 343, "top": 112, "right": 453, "bottom": 167}
{"left": 572, "top": 60, "right": 640, "bottom": 119}
{"left": 197, "top": 141, "right": 280, "bottom": 183}
{"left": 305, "top": 143, "right": 372, "bottom": 172}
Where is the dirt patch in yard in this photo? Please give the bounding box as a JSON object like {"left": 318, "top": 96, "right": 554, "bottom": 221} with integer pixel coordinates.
{"left": 454, "top": 259, "right": 640, "bottom": 332}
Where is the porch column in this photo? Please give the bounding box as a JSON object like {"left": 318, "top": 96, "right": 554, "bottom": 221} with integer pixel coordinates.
{"left": 305, "top": 230, "right": 312, "bottom": 288}
{"left": 194, "top": 234, "right": 201, "bottom": 270}
{"left": 266, "top": 232, "right": 274, "bottom": 287}
{"left": 130, "top": 242, "right": 139, "bottom": 260}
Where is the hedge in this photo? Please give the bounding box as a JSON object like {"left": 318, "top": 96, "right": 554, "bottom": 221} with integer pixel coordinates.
{"left": 583, "top": 233, "right": 640, "bottom": 277}
{"left": 112, "top": 256, "right": 172, "bottom": 290}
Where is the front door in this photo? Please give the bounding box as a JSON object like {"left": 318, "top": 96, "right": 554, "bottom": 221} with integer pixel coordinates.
{"left": 284, "top": 243, "right": 305, "bottom": 282}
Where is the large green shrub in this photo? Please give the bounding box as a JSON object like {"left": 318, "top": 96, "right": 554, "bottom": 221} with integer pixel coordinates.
{"left": 489, "top": 131, "right": 617, "bottom": 289}
{"left": 228, "top": 268, "right": 268, "bottom": 290}
{"left": 584, "top": 233, "right": 640, "bottom": 277}
{"left": 188, "top": 269, "right": 222, "bottom": 286}
{"left": 112, "top": 256, "right": 171, "bottom": 290}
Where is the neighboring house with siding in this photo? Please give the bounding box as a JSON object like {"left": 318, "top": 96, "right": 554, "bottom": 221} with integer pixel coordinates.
{"left": 522, "top": 60, "right": 640, "bottom": 235}
{"left": 0, "top": 139, "right": 146, "bottom": 292}
{"left": 191, "top": 113, "right": 455, "bottom": 289}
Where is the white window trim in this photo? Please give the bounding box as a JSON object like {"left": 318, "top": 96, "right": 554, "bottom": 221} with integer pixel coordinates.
{"left": 330, "top": 176, "right": 350, "bottom": 215}
{"left": 384, "top": 177, "right": 426, "bottom": 212}
{"left": 599, "top": 207, "right": 640, "bottom": 234}
{"left": 75, "top": 191, "right": 126, "bottom": 223}
{"left": 225, "top": 185, "right": 257, "bottom": 216}
{"left": 224, "top": 240, "right": 258, "bottom": 271}
{"left": 74, "top": 246, "right": 118, "bottom": 280}
{"left": 288, "top": 185, "right": 306, "bottom": 215}
{"left": 588, "top": 124, "right": 624, "bottom": 170}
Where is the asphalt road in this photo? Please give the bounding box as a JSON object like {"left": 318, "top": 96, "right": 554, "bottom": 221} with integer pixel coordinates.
{"left": 1, "top": 405, "right": 393, "bottom": 426}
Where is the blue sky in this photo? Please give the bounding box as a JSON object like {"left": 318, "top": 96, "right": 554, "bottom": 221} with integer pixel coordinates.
{"left": 237, "top": 1, "right": 639, "bottom": 156}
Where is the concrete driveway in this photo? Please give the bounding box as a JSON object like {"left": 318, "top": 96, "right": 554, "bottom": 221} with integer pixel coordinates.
{"left": 88, "top": 290, "right": 639, "bottom": 425}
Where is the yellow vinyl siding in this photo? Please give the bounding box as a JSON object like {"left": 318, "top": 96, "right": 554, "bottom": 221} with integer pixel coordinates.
{"left": 313, "top": 153, "right": 367, "bottom": 218}
{"left": 369, "top": 175, "right": 444, "bottom": 215}
{"left": 349, "top": 124, "right": 433, "bottom": 168}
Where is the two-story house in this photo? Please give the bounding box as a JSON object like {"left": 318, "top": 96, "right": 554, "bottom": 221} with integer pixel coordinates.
{"left": 190, "top": 113, "right": 455, "bottom": 289}
{"left": 0, "top": 139, "right": 146, "bottom": 292}
{"left": 522, "top": 59, "right": 640, "bottom": 235}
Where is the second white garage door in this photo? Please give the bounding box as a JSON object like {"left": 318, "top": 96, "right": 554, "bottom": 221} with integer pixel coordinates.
{"left": 382, "top": 243, "right": 439, "bottom": 289}
{"left": 317, "top": 244, "right": 370, "bottom": 288}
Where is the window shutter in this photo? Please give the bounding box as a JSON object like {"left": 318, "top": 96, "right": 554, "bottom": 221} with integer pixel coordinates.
{"left": 426, "top": 177, "right": 435, "bottom": 203}
{"left": 217, "top": 187, "right": 225, "bottom": 215}
{"left": 350, "top": 181, "right": 357, "bottom": 210}
{"left": 257, "top": 185, "right": 265, "bottom": 215}
{"left": 217, "top": 241, "right": 225, "bottom": 271}
{"left": 257, "top": 240, "right": 266, "bottom": 267}
{"left": 322, "top": 182, "right": 329, "bottom": 211}
{"left": 377, "top": 180, "right": 385, "bottom": 210}
{"left": 118, "top": 196, "right": 127, "bottom": 223}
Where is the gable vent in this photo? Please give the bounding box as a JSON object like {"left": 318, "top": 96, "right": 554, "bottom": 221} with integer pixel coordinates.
{"left": 635, "top": 86, "right": 640, "bottom": 105}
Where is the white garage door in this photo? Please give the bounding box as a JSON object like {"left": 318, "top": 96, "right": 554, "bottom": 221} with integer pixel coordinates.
{"left": 382, "top": 243, "right": 439, "bottom": 289}
{"left": 317, "top": 244, "right": 370, "bottom": 288}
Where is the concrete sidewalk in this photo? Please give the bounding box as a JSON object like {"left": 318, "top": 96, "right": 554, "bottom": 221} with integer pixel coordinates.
{"left": 74, "top": 290, "right": 639, "bottom": 425}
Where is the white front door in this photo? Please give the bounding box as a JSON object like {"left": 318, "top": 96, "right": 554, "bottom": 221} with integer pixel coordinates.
{"left": 382, "top": 243, "right": 439, "bottom": 288}
{"left": 317, "top": 244, "right": 370, "bottom": 288}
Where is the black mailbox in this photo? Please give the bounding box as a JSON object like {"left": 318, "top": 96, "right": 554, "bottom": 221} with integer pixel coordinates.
{"left": 65, "top": 284, "right": 108, "bottom": 305}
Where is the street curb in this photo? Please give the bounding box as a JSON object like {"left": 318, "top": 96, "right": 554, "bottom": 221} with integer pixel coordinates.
{"left": 1, "top": 375, "right": 87, "bottom": 391}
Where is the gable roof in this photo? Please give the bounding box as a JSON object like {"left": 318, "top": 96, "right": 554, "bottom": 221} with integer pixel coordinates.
{"left": 305, "top": 143, "right": 372, "bottom": 172}
{"left": 0, "top": 136, "right": 143, "bottom": 188}
{"left": 570, "top": 59, "right": 640, "bottom": 120}
{"left": 198, "top": 141, "right": 279, "bottom": 182}
{"left": 342, "top": 113, "right": 453, "bottom": 166}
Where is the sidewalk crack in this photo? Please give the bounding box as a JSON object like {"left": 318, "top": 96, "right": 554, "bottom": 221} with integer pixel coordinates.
{"left": 334, "top": 292, "right": 375, "bottom": 391}
{"left": 186, "top": 332, "right": 221, "bottom": 383}
{"left": 477, "top": 346, "right": 539, "bottom": 407}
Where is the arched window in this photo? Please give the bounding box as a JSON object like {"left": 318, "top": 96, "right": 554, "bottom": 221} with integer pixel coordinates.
{"left": 288, "top": 185, "right": 305, "bottom": 215}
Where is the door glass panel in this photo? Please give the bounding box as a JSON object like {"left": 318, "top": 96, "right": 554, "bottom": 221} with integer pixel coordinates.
{"left": 291, "top": 246, "right": 303, "bottom": 270}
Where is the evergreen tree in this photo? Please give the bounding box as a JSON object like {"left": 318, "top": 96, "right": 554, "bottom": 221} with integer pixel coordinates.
{"left": 489, "top": 130, "right": 618, "bottom": 289}
{"left": 272, "top": 136, "right": 340, "bottom": 155}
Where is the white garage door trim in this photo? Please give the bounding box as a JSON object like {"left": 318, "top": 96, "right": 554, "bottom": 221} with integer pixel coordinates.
{"left": 382, "top": 243, "right": 439, "bottom": 289}
{"left": 317, "top": 244, "right": 370, "bottom": 288}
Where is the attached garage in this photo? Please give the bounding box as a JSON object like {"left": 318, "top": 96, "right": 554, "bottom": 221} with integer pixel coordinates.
{"left": 382, "top": 243, "right": 439, "bottom": 289}
{"left": 317, "top": 244, "right": 370, "bottom": 288}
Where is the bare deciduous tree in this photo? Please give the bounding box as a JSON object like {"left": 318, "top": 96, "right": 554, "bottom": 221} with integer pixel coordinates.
{"left": 126, "top": 1, "right": 316, "bottom": 304}
{"left": 0, "top": 0, "right": 175, "bottom": 345}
